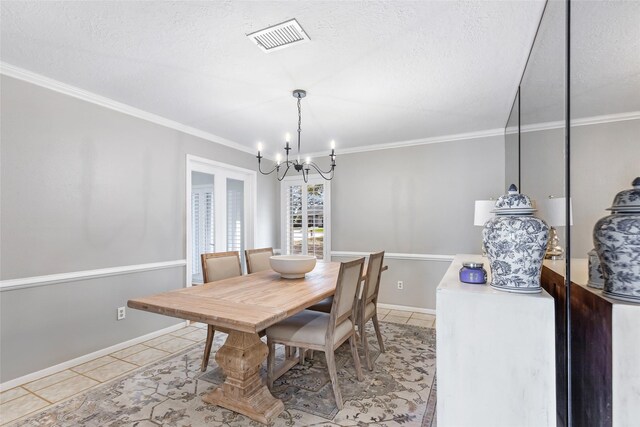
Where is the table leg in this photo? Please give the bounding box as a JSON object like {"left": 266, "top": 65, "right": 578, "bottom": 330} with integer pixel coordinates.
{"left": 202, "top": 330, "right": 284, "bottom": 424}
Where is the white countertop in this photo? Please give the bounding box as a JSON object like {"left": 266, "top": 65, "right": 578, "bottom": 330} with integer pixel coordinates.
{"left": 437, "top": 254, "right": 553, "bottom": 300}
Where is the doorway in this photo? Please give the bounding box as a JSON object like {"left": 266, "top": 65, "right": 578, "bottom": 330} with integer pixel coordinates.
{"left": 186, "top": 155, "right": 256, "bottom": 286}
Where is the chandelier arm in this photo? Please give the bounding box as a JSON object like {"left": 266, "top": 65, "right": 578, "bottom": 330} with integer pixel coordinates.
{"left": 309, "top": 161, "right": 336, "bottom": 176}
{"left": 308, "top": 162, "right": 335, "bottom": 180}
{"left": 276, "top": 163, "right": 292, "bottom": 181}
{"left": 257, "top": 159, "right": 279, "bottom": 176}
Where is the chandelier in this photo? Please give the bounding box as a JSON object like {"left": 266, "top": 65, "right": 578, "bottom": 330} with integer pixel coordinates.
{"left": 256, "top": 89, "right": 336, "bottom": 182}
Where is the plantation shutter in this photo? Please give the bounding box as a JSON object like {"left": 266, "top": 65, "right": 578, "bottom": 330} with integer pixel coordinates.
{"left": 226, "top": 178, "right": 244, "bottom": 256}
{"left": 191, "top": 186, "right": 214, "bottom": 281}
{"left": 307, "top": 183, "right": 324, "bottom": 260}
{"left": 282, "top": 178, "right": 330, "bottom": 259}
{"left": 286, "top": 185, "right": 303, "bottom": 255}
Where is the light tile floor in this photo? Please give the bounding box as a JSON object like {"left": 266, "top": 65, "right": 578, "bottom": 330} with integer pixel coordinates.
{"left": 0, "top": 309, "right": 435, "bottom": 425}
{"left": 377, "top": 309, "right": 436, "bottom": 328}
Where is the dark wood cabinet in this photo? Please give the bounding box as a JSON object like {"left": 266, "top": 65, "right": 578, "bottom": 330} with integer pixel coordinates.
{"left": 542, "top": 260, "right": 614, "bottom": 427}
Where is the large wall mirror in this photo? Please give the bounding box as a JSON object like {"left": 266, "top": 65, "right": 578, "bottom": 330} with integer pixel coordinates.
{"left": 505, "top": 1, "right": 569, "bottom": 425}
{"left": 568, "top": 2, "right": 640, "bottom": 426}
{"left": 504, "top": 89, "right": 520, "bottom": 189}
{"left": 519, "top": 0, "right": 566, "bottom": 204}
{"left": 506, "top": 1, "right": 640, "bottom": 426}
{"left": 570, "top": 1, "right": 640, "bottom": 257}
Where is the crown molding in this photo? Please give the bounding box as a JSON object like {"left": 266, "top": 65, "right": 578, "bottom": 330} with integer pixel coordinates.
{"left": 575, "top": 110, "right": 640, "bottom": 127}
{"left": 305, "top": 127, "right": 506, "bottom": 158}
{"left": 3, "top": 62, "right": 638, "bottom": 160}
{"left": 0, "top": 62, "right": 258, "bottom": 157}
{"left": 518, "top": 111, "right": 640, "bottom": 134}
{"left": 318, "top": 110, "right": 640, "bottom": 159}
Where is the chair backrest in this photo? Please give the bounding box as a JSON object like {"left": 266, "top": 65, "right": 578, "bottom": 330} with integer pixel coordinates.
{"left": 245, "top": 247, "right": 274, "bottom": 274}
{"left": 329, "top": 258, "right": 365, "bottom": 329}
{"left": 201, "top": 251, "right": 242, "bottom": 283}
{"left": 363, "top": 251, "right": 385, "bottom": 303}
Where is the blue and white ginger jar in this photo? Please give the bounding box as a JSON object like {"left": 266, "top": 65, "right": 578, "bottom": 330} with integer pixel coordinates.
{"left": 482, "top": 184, "right": 550, "bottom": 293}
{"left": 593, "top": 177, "right": 640, "bottom": 303}
{"left": 587, "top": 248, "right": 604, "bottom": 290}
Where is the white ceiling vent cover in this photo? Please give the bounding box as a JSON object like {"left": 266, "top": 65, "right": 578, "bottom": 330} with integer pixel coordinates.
{"left": 247, "top": 19, "right": 310, "bottom": 53}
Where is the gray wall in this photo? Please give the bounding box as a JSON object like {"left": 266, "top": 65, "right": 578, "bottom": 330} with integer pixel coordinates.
{"left": 520, "top": 126, "right": 566, "bottom": 247}
{"left": 505, "top": 130, "right": 520, "bottom": 189}
{"left": 518, "top": 118, "right": 639, "bottom": 257}
{"left": 0, "top": 75, "right": 279, "bottom": 382}
{"left": 520, "top": 127, "right": 565, "bottom": 199}
{"left": 330, "top": 136, "right": 506, "bottom": 309}
{"left": 570, "top": 119, "right": 639, "bottom": 256}
{"left": 1, "top": 74, "right": 508, "bottom": 382}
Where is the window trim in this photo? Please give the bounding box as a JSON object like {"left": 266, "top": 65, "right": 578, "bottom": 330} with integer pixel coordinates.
{"left": 280, "top": 175, "right": 331, "bottom": 260}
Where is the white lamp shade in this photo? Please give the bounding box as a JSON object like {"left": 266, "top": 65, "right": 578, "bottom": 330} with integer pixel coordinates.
{"left": 537, "top": 197, "right": 573, "bottom": 227}
{"left": 474, "top": 200, "right": 495, "bottom": 226}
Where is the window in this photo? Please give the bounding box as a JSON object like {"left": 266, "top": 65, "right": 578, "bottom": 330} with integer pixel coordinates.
{"left": 281, "top": 176, "right": 331, "bottom": 260}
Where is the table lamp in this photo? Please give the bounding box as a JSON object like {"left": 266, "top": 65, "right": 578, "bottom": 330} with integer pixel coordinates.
{"left": 537, "top": 196, "right": 573, "bottom": 260}
{"left": 474, "top": 200, "right": 495, "bottom": 255}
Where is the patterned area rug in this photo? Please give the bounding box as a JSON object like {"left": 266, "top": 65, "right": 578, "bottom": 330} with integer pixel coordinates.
{"left": 12, "top": 323, "right": 436, "bottom": 426}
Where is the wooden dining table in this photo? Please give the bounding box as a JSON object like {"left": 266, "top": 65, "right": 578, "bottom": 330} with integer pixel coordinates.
{"left": 128, "top": 261, "right": 342, "bottom": 424}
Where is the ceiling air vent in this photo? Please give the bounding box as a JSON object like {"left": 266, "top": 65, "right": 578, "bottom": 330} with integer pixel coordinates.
{"left": 247, "top": 18, "right": 310, "bottom": 53}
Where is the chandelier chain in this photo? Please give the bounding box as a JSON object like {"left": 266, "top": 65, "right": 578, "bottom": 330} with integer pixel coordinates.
{"left": 297, "top": 95, "right": 302, "bottom": 154}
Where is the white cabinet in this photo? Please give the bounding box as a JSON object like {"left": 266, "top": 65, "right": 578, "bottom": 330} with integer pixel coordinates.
{"left": 436, "top": 254, "right": 556, "bottom": 427}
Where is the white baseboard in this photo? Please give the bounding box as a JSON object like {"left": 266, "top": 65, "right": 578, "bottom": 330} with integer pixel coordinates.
{"left": 0, "top": 321, "right": 187, "bottom": 391}
{"left": 378, "top": 303, "right": 436, "bottom": 315}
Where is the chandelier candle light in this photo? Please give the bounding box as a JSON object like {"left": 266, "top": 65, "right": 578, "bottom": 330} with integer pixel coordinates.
{"left": 256, "top": 89, "right": 336, "bottom": 182}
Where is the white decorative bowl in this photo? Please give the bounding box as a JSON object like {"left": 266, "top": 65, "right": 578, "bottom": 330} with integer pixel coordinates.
{"left": 270, "top": 255, "right": 317, "bottom": 279}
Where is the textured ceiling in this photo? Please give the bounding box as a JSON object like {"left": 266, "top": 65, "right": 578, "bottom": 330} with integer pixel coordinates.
{"left": 518, "top": 0, "right": 640, "bottom": 126}
{"left": 570, "top": 0, "right": 640, "bottom": 120}
{"left": 1, "top": 1, "right": 550, "bottom": 155}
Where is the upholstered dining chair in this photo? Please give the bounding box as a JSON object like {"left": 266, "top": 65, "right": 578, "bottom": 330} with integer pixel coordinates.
{"left": 357, "top": 251, "right": 386, "bottom": 370}
{"left": 307, "top": 252, "right": 387, "bottom": 370}
{"left": 200, "top": 251, "right": 242, "bottom": 372}
{"left": 305, "top": 295, "right": 332, "bottom": 313}
{"left": 266, "top": 258, "right": 365, "bottom": 409}
{"left": 246, "top": 247, "right": 297, "bottom": 358}
{"left": 245, "top": 247, "right": 274, "bottom": 274}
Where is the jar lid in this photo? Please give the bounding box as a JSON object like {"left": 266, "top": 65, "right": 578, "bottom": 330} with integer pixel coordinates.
{"left": 462, "top": 262, "right": 484, "bottom": 269}
{"left": 607, "top": 177, "right": 640, "bottom": 212}
{"left": 492, "top": 184, "right": 535, "bottom": 213}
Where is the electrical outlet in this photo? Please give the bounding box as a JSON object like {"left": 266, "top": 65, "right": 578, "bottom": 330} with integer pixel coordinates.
{"left": 117, "top": 306, "right": 126, "bottom": 320}
{"left": 397, "top": 281, "right": 404, "bottom": 290}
